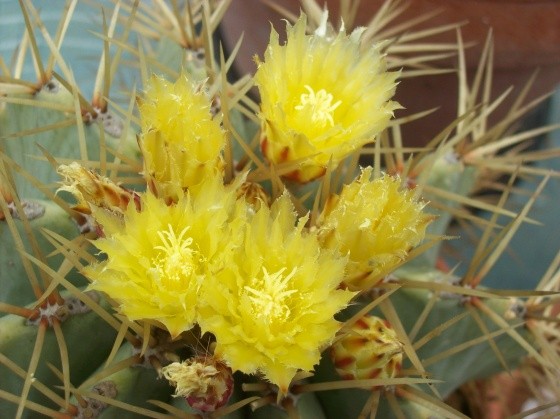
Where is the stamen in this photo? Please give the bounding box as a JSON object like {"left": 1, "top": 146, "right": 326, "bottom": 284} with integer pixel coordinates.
{"left": 295, "top": 85, "right": 341, "bottom": 127}
{"left": 244, "top": 267, "right": 298, "bottom": 321}
{"left": 150, "top": 224, "right": 201, "bottom": 289}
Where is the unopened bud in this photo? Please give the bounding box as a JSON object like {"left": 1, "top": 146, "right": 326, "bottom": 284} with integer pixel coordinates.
{"left": 57, "top": 162, "right": 139, "bottom": 215}
{"left": 331, "top": 315, "right": 403, "bottom": 383}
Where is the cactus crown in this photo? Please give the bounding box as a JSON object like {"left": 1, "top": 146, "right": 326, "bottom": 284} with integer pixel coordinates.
{"left": 1, "top": 1, "right": 559, "bottom": 418}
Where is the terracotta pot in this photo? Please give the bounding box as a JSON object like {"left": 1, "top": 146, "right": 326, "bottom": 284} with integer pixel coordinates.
{"left": 221, "top": 0, "right": 560, "bottom": 145}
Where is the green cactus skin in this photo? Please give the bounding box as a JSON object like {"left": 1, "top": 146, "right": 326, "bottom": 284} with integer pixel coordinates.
{"left": 0, "top": 291, "right": 117, "bottom": 418}
{"left": 0, "top": 97, "right": 139, "bottom": 202}
{"left": 247, "top": 392, "right": 327, "bottom": 419}
{"left": 0, "top": 200, "right": 86, "bottom": 314}
{"left": 83, "top": 343, "right": 173, "bottom": 419}
{"left": 411, "top": 152, "right": 478, "bottom": 270}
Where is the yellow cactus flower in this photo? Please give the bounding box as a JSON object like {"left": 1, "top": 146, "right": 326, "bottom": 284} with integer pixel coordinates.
{"left": 318, "top": 167, "right": 432, "bottom": 290}
{"left": 84, "top": 174, "right": 245, "bottom": 338}
{"left": 138, "top": 73, "right": 225, "bottom": 201}
{"left": 254, "top": 13, "right": 399, "bottom": 183}
{"left": 197, "top": 194, "right": 355, "bottom": 395}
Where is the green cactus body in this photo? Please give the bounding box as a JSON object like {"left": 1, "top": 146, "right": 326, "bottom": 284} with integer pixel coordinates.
{"left": 0, "top": 291, "right": 117, "bottom": 418}
{"left": 246, "top": 392, "right": 327, "bottom": 419}
{"left": 80, "top": 343, "right": 174, "bottom": 419}
{"left": 413, "top": 152, "right": 479, "bottom": 269}
{"left": 0, "top": 99, "right": 139, "bottom": 201}
{"left": 0, "top": 200, "right": 85, "bottom": 312}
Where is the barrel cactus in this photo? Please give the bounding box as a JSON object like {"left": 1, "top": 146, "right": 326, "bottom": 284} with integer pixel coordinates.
{"left": 1, "top": 1, "right": 559, "bottom": 418}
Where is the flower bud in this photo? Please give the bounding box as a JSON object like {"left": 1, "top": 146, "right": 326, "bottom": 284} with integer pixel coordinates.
{"left": 331, "top": 315, "right": 403, "bottom": 383}
{"left": 138, "top": 73, "right": 225, "bottom": 202}
{"left": 57, "top": 162, "right": 139, "bottom": 215}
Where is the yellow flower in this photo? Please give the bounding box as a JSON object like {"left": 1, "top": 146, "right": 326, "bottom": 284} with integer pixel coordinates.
{"left": 84, "top": 174, "right": 245, "bottom": 338}
{"left": 139, "top": 73, "right": 225, "bottom": 201}
{"left": 254, "top": 13, "right": 399, "bottom": 183}
{"left": 318, "top": 167, "right": 432, "bottom": 290}
{"left": 197, "top": 194, "right": 355, "bottom": 394}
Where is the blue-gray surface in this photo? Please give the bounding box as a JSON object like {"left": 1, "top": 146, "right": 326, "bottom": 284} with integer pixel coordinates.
{"left": 0, "top": 0, "right": 121, "bottom": 100}
{"left": 453, "top": 94, "right": 560, "bottom": 290}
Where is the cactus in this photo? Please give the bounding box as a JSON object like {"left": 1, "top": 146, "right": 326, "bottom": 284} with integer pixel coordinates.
{"left": 1, "top": 1, "right": 559, "bottom": 418}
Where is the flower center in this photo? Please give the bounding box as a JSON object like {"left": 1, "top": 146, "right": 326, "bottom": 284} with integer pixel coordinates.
{"left": 150, "top": 224, "right": 202, "bottom": 290}
{"left": 244, "top": 267, "right": 298, "bottom": 322}
{"left": 295, "top": 85, "right": 341, "bottom": 127}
